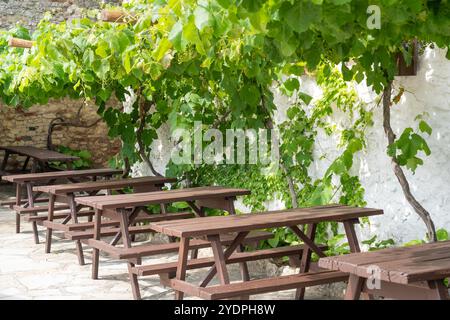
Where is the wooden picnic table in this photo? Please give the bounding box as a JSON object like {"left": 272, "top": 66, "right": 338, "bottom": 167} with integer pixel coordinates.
{"left": 0, "top": 168, "right": 123, "bottom": 243}
{"left": 318, "top": 240, "right": 450, "bottom": 300}
{"left": 0, "top": 146, "right": 79, "bottom": 174}
{"left": 74, "top": 186, "right": 274, "bottom": 300}
{"left": 149, "top": 204, "right": 384, "bottom": 300}
{"left": 33, "top": 176, "right": 177, "bottom": 265}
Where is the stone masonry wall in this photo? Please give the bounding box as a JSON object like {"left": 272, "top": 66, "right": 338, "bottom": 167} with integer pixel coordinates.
{"left": 0, "top": 0, "right": 122, "bottom": 168}
{"left": 0, "top": 99, "right": 121, "bottom": 169}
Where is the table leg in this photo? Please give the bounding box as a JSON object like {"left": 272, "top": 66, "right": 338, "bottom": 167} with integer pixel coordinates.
{"left": 294, "top": 223, "right": 317, "bottom": 300}
{"left": 428, "top": 280, "right": 450, "bottom": 300}
{"left": 45, "top": 194, "right": 55, "bottom": 254}
{"left": 345, "top": 274, "right": 364, "bottom": 300}
{"left": 200, "top": 231, "right": 249, "bottom": 288}
{"left": 15, "top": 183, "right": 22, "bottom": 233}
{"left": 92, "top": 208, "right": 102, "bottom": 280}
{"left": 187, "top": 202, "right": 205, "bottom": 260}
{"left": 22, "top": 156, "right": 30, "bottom": 172}
{"left": 343, "top": 219, "right": 373, "bottom": 300}
{"left": 1, "top": 151, "right": 10, "bottom": 171}
{"left": 26, "top": 183, "right": 39, "bottom": 244}
{"left": 227, "top": 200, "right": 251, "bottom": 283}
{"left": 117, "top": 209, "right": 141, "bottom": 300}
{"left": 175, "top": 237, "right": 191, "bottom": 300}
{"left": 343, "top": 219, "right": 361, "bottom": 252}
{"left": 68, "top": 194, "right": 85, "bottom": 266}
{"left": 208, "top": 234, "right": 231, "bottom": 285}
{"left": 31, "top": 159, "right": 38, "bottom": 173}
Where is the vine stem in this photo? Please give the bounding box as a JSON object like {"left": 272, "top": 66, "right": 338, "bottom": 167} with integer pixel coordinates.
{"left": 136, "top": 90, "right": 161, "bottom": 177}
{"left": 382, "top": 81, "right": 437, "bottom": 242}
{"left": 259, "top": 85, "right": 298, "bottom": 208}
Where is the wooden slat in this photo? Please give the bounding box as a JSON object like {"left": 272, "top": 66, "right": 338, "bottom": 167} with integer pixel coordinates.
{"left": 46, "top": 211, "right": 193, "bottom": 232}
{"left": 13, "top": 204, "right": 69, "bottom": 214}
{"left": 86, "top": 231, "right": 273, "bottom": 260}
{"left": 0, "top": 197, "right": 49, "bottom": 206}
{"left": 150, "top": 205, "right": 383, "bottom": 237}
{"left": 25, "top": 210, "right": 94, "bottom": 222}
{"left": 66, "top": 225, "right": 156, "bottom": 240}
{"left": 8, "top": 38, "right": 34, "bottom": 48}
{"left": 75, "top": 186, "right": 251, "bottom": 210}
{"left": 172, "top": 271, "right": 348, "bottom": 300}
{"left": 33, "top": 176, "right": 176, "bottom": 194}
{"left": 2, "top": 168, "right": 123, "bottom": 183}
{"left": 131, "top": 244, "right": 326, "bottom": 276}
{"left": 0, "top": 146, "right": 78, "bottom": 162}
{"left": 319, "top": 240, "right": 450, "bottom": 285}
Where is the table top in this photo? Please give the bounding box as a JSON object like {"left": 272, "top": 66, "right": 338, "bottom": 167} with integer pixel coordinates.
{"left": 318, "top": 240, "right": 450, "bottom": 284}
{"left": 150, "top": 204, "right": 383, "bottom": 237}
{"left": 33, "top": 176, "right": 177, "bottom": 194}
{"left": 0, "top": 146, "right": 79, "bottom": 162}
{"left": 75, "top": 186, "right": 251, "bottom": 210}
{"left": 2, "top": 168, "right": 123, "bottom": 183}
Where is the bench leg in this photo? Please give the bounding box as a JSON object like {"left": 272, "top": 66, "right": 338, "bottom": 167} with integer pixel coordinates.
{"left": 345, "top": 275, "right": 364, "bottom": 300}
{"left": 428, "top": 280, "right": 450, "bottom": 300}
{"left": 45, "top": 194, "right": 55, "bottom": 254}
{"left": 236, "top": 244, "right": 250, "bottom": 300}
{"left": 127, "top": 262, "right": 141, "bottom": 300}
{"left": 117, "top": 209, "right": 142, "bottom": 300}
{"left": 295, "top": 223, "right": 317, "bottom": 300}
{"left": 175, "top": 237, "right": 191, "bottom": 300}
{"left": 26, "top": 183, "right": 39, "bottom": 244}
{"left": 15, "top": 184, "right": 22, "bottom": 234}
{"left": 68, "top": 194, "right": 85, "bottom": 266}
{"left": 92, "top": 209, "right": 102, "bottom": 280}
{"left": 344, "top": 219, "right": 373, "bottom": 300}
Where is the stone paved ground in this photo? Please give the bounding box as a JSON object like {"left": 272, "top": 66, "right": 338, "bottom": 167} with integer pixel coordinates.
{"left": 0, "top": 185, "right": 343, "bottom": 300}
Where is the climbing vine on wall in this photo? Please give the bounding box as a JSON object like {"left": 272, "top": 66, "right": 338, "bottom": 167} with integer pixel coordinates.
{"left": 0, "top": 0, "right": 449, "bottom": 245}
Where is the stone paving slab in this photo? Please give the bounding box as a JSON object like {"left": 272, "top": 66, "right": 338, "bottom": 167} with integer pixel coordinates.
{"left": 0, "top": 186, "right": 343, "bottom": 300}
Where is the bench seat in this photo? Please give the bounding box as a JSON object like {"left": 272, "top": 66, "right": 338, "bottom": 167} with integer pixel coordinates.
{"left": 131, "top": 244, "right": 327, "bottom": 277}
{"left": 25, "top": 210, "right": 95, "bottom": 223}
{"left": 13, "top": 204, "right": 70, "bottom": 214}
{"left": 85, "top": 231, "right": 273, "bottom": 260}
{"left": 171, "top": 270, "right": 348, "bottom": 300}
{"left": 0, "top": 197, "right": 50, "bottom": 207}
{"left": 51, "top": 211, "right": 194, "bottom": 232}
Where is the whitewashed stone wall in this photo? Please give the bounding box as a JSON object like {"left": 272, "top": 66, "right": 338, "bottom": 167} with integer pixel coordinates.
{"left": 134, "top": 47, "right": 450, "bottom": 245}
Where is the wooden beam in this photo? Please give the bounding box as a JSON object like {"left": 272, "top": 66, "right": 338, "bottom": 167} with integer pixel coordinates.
{"left": 8, "top": 38, "right": 33, "bottom": 49}
{"left": 100, "top": 9, "right": 134, "bottom": 23}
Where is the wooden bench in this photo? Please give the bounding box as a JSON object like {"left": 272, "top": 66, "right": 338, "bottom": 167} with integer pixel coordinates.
{"left": 0, "top": 197, "right": 49, "bottom": 208}
{"left": 25, "top": 210, "right": 95, "bottom": 223}
{"left": 1, "top": 168, "right": 123, "bottom": 243}
{"left": 131, "top": 244, "right": 327, "bottom": 277}
{"left": 86, "top": 230, "right": 272, "bottom": 260}
{"left": 46, "top": 211, "right": 193, "bottom": 232}
{"left": 149, "top": 204, "right": 384, "bottom": 300}
{"left": 173, "top": 271, "right": 348, "bottom": 300}
{"left": 32, "top": 176, "right": 178, "bottom": 266}
{"left": 74, "top": 186, "right": 255, "bottom": 300}
{"left": 319, "top": 240, "right": 450, "bottom": 300}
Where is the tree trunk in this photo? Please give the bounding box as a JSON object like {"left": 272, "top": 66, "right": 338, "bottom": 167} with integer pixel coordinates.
{"left": 382, "top": 82, "right": 437, "bottom": 242}
{"left": 259, "top": 86, "right": 298, "bottom": 208}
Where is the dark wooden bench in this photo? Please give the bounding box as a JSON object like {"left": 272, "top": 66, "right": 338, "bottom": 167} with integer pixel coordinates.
{"left": 1, "top": 168, "right": 123, "bottom": 243}
{"left": 174, "top": 271, "right": 349, "bottom": 300}
{"left": 319, "top": 240, "right": 450, "bottom": 300}
{"left": 0, "top": 145, "right": 79, "bottom": 173}
{"left": 74, "top": 186, "right": 259, "bottom": 300}
{"left": 131, "top": 244, "right": 327, "bottom": 278}
{"left": 32, "top": 176, "right": 178, "bottom": 265}
{"left": 150, "top": 205, "right": 384, "bottom": 300}
{"left": 0, "top": 197, "right": 49, "bottom": 208}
